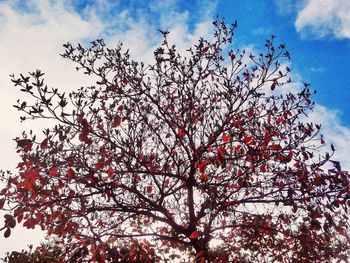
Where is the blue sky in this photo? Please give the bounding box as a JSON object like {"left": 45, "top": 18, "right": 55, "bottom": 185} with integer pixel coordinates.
{"left": 213, "top": 0, "right": 350, "bottom": 125}
{"left": 0, "top": 0, "right": 350, "bottom": 256}
{"left": 66, "top": 0, "right": 350, "bottom": 125}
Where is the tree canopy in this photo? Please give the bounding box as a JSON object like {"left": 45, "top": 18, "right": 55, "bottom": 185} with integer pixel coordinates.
{"left": 1, "top": 19, "right": 350, "bottom": 262}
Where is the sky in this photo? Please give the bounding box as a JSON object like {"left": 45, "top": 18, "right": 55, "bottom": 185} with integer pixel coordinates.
{"left": 0, "top": 0, "right": 350, "bottom": 257}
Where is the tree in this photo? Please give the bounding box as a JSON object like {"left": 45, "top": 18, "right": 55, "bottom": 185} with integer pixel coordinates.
{"left": 1, "top": 240, "right": 158, "bottom": 263}
{"left": 2, "top": 244, "right": 62, "bottom": 263}
{"left": 1, "top": 19, "right": 350, "bottom": 262}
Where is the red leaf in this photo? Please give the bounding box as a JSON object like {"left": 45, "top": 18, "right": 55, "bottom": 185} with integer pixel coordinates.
{"left": 178, "top": 128, "right": 185, "bottom": 138}
{"left": 279, "top": 181, "right": 285, "bottom": 189}
{"left": 231, "top": 120, "right": 244, "bottom": 127}
{"left": 189, "top": 231, "right": 201, "bottom": 239}
{"left": 217, "top": 147, "right": 225, "bottom": 158}
{"left": 95, "top": 160, "right": 104, "bottom": 171}
{"left": 338, "top": 227, "right": 345, "bottom": 236}
{"left": 199, "top": 174, "right": 208, "bottom": 182}
{"left": 49, "top": 166, "right": 58, "bottom": 177}
{"left": 79, "top": 132, "right": 87, "bottom": 141}
{"left": 169, "top": 104, "right": 175, "bottom": 112}
{"left": 247, "top": 107, "right": 254, "bottom": 118}
{"left": 107, "top": 166, "right": 114, "bottom": 177}
{"left": 112, "top": 115, "right": 122, "bottom": 128}
{"left": 17, "top": 139, "right": 32, "bottom": 148}
{"left": 4, "top": 214, "right": 13, "bottom": 223}
{"left": 0, "top": 199, "right": 5, "bottom": 209}
{"left": 30, "top": 192, "right": 38, "bottom": 201}
{"left": 0, "top": 188, "right": 7, "bottom": 195}
{"left": 26, "top": 170, "right": 40, "bottom": 189}
{"left": 17, "top": 181, "right": 27, "bottom": 189}
{"left": 269, "top": 144, "right": 282, "bottom": 151}
{"left": 330, "top": 160, "right": 341, "bottom": 171}
{"left": 164, "top": 178, "right": 169, "bottom": 187}
{"left": 224, "top": 201, "right": 237, "bottom": 207}
{"left": 285, "top": 151, "right": 293, "bottom": 162}
{"left": 222, "top": 133, "right": 229, "bottom": 142}
{"left": 97, "top": 122, "right": 105, "bottom": 131}
{"left": 146, "top": 185, "right": 153, "bottom": 193}
{"left": 264, "top": 133, "right": 271, "bottom": 144}
{"left": 78, "top": 119, "right": 92, "bottom": 144}
{"left": 4, "top": 228, "right": 10, "bottom": 238}
{"left": 243, "top": 136, "right": 252, "bottom": 144}
{"left": 96, "top": 79, "right": 106, "bottom": 85}
{"left": 66, "top": 169, "right": 75, "bottom": 181}
{"left": 40, "top": 138, "right": 48, "bottom": 149}
{"left": 23, "top": 142, "right": 33, "bottom": 152}
{"left": 17, "top": 213, "right": 23, "bottom": 224}
{"left": 122, "top": 77, "right": 128, "bottom": 85}
{"left": 234, "top": 145, "right": 241, "bottom": 152}
{"left": 194, "top": 251, "right": 204, "bottom": 262}
{"left": 195, "top": 161, "right": 209, "bottom": 169}
{"left": 271, "top": 82, "right": 276, "bottom": 91}
{"left": 260, "top": 164, "right": 267, "bottom": 173}
{"left": 202, "top": 46, "right": 209, "bottom": 53}
{"left": 228, "top": 183, "right": 238, "bottom": 189}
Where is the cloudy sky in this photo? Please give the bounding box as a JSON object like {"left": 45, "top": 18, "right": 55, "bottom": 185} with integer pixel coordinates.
{"left": 0, "top": 0, "right": 349, "bottom": 257}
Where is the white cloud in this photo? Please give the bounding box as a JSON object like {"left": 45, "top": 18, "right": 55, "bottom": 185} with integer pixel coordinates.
{"left": 309, "top": 66, "right": 325, "bottom": 73}
{"left": 295, "top": 0, "right": 350, "bottom": 39}
{"left": 0, "top": 0, "right": 108, "bottom": 256}
{"left": 0, "top": 0, "right": 218, "bottom": 257}
{"left": 308, "top": 105, "right": 350, "bottom": 170}
{"left": 274, "top": 0, "right": 298, "bottom": 15}
{"left": 252, "top": 27, "right": 272, "bottom": 36}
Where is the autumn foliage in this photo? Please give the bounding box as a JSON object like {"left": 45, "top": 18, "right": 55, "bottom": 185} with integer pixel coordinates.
{"left": 1, "top": 19, "right": 350, "bottom": 262}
